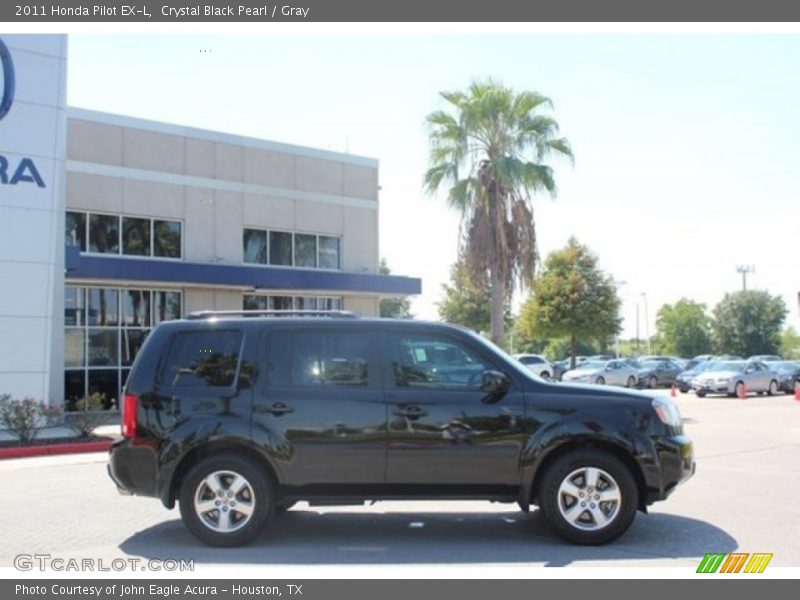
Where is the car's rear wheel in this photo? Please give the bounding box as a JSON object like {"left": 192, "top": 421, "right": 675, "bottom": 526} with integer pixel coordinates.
{"left": 538, "top": 449, "right": 638, "bottom": 545}
{"left": 540, "top": 371, "right": 551, "bottom": 381}
{"left": 626, "top": 376, "right": 636, "bottom": 388}
{"left": 648, "top": 375, "right": 657, "bottom": 389}
{"left": 179, "top": 454, "right": 274, "bottom": 547}
{"left": 595, "top": 376, "right": 605, "bottom": 385}
{"left": 767, "top": 380, "right": 778, "bottom": 396}
{"left": 696, "top": 391, "right": 706, "bottom": 397}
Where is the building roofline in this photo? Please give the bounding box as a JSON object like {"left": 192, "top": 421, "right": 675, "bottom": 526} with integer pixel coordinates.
{"left": 66, "top": 107, "right": 379, "bottom": 169}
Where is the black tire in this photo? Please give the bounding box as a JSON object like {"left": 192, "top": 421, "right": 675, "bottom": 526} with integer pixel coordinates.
{"left": 648, "top": 375, "right": 657, "bottom": 389}
{"left": 626, "top": 376, "right": 636, "bottom": 388}
{"left": 538, "top": 449, "right": 639, "bottom": 545}
{"left": 767, "top": 380, "right": 778, "bottom": 396}
{"left": 178, "top": 454, "right": 274, "bottom": 547}
{"left": 540, "top": 371, "right": 551, "bottom": 381}
{"left": 696, "top": 391, "right": 706, "bottom": 397}
{"left": 595, "top": 376, "right": 605, "bottom": 385}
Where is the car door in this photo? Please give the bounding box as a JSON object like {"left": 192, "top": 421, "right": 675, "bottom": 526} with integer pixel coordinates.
{"left": 252, "top": 325, "right": 386, "bottom": 485}
{"left": 380, "top": 329, "right": 526, "bottom": 486}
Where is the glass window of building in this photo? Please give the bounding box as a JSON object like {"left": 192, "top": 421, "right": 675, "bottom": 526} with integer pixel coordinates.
{"left": 243, "top": 229, "right": 267, "bottom": 264}
{"left": 269, "top": 231, "right": 293, "bottom": 266}
{"left": 88, "top": 213, "right": 120, "bottom": 254}
{"left": 154, "top": 220, "right": 182, "bottom": 258}
{"left": 87, "top": 288, "right": 119, "bottom": 326}
{"left": 65, "top": 286, "right": 182, "bottom": 408}
{"left": 318, "top": 236, "right": 340, "bottom": 269}
{"left": 87, "top": 329, "right": 119, "bottom": 366}
{"left": 154, "top": 291, "right": 182, "bottom": 323}
{"left": 294, "top": 234, "right": 317, "bottom": 268}
{"left": 65, "top": 286, "right": 86, "bottom": 326}
{"left": 243, "top": 294, "right": 343, "bottom": 312}
{"left": 294, "top": 296, "right": 318, "bottom": 310}
{"left": 122, "top": 216, "right": 151, "bottom": 256}
{"left": 65, "top": 211, "right": 86, "bottom": 251}
{"left": 123, "top": 290, "right": 151, "bottom": 327}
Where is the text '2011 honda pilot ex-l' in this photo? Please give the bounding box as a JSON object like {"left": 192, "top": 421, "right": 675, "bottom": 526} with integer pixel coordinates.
{"left": 108, "top": 311, "right": 695, "bottom": 546}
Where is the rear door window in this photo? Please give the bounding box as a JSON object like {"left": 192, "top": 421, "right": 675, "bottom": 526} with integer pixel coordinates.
{"left": 269, "top": 330, "right": 371, "bottom": 388}
{"left": 160, "top": 330, "right": 243, "bottom": 388}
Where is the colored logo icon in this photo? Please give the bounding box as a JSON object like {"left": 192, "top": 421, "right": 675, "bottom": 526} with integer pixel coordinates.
{"left": 0, "top": 38, "right": 15, "bottom": 121}
{"left": 697, "top": 552, "right": 773, "bottom": 573}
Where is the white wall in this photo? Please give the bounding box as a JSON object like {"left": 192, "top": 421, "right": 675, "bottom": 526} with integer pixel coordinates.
{"left": 0, "top": 35, "right": 67, "bottom": 404}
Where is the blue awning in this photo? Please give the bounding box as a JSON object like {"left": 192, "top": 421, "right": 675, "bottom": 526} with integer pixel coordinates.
{"left": 65, "top": 245, "right": 421, "bottom": 295}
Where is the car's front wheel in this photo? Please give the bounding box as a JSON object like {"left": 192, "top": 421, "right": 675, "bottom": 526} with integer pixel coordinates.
{"left": 648, "top": 375, "right": 657, "bottom": 389}
{"left": 595, "top": 376, "right": 605, "bottom": 385}
{"left": 626, "top": 376, "right": 636, "bottom": 388}
{"left": 767, "top": 380, "right": 778, "bottom": 396}
{"left": 179, "top": 454, "right": 274, "bottom": 547}
{"left": 538, "top": 449, "right": 639, "bottom": 545}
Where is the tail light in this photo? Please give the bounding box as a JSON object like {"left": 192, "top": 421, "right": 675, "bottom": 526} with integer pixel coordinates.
{"left": 122, "top": 393, "right": 138, "bottom": 438}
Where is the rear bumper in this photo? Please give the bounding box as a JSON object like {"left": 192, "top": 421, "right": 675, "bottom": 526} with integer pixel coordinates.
{"left": 646, "top": 434, "right": 695, "bottom": 504}
{"left": 107, "top": 439, "right": 159, "bottom": 498}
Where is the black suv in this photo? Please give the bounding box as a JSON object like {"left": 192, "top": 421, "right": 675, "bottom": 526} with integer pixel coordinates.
{"left": 108, "top": 311, "right": 694, "bottom": 546}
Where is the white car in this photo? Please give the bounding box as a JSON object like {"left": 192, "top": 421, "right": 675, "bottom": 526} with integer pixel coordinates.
{"left": 514, "top": 354, "right": 554, "bottom": 380}
{"left": 562, "top": 359, "right": 640, "bottom": 387}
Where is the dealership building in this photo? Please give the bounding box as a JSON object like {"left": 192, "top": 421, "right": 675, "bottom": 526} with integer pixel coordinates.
{"left": 0, "top": 34, "right": 421, "bottom": 408}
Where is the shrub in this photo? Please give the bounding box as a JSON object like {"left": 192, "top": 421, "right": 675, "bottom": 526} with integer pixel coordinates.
{"left": 64, "top": 393, "right": 112, "bottom": 437}
{"left": 0, "top": 394, "right": 62, "bottom": 444}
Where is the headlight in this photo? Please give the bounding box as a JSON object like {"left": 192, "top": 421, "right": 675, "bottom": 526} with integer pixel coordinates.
{"left": 652, "top": 397, "right": 682, "bottom": 427}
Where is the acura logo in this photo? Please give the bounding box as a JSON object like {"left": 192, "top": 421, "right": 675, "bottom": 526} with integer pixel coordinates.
{"left": 0, "top": 38, "right": 15, "bottom": 121}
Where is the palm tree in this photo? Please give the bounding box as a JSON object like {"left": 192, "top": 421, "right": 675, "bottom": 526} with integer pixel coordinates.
{"left": 424, "top": 79, "right": 573, "bottom": 347}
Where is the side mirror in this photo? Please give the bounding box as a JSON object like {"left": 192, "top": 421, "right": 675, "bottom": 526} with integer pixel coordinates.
{"left": 481, "top": 370, "right": 510, "bottom": 396}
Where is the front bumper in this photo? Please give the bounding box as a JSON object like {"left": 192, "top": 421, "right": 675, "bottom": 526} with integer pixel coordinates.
{"left": 692, "top": 382, "right": 731, "bottom": 395}
{"left": 646, "top": 434, "right": 696, "bottom": 504}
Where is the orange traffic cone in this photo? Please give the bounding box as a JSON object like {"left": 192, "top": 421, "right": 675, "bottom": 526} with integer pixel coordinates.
{"left": 670, "top": 384, "right": 677, "bottom": 398}
{"left": 737, "top": 382, "right": 747, "bottom": 399}
{"left": 794, "top": 381, "right": 800, "bottom": 401}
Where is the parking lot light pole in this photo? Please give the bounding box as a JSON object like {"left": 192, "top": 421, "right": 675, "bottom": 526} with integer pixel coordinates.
{"left": 641, "top": 292, "right": 651, "bottom": 355}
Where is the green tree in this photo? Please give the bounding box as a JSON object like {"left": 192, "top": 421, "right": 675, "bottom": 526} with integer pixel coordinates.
{"left": 379, "top": 258, "right": 413, "bottom": 319}
{"left": 780, "top": 325, "right": 800, "bottom": 359}
{"left": 438, "top": 255, "right": 512, "bottom": 335}
{"left": 424, "top": 79, "right": 573, "bottom": 346}
{"left": 517, "top": 238, "right": 621, "bottom": 368}
{"left": 711, "top": 290, "right": 787, "bottom": 357}
{"left": 653, "top": 298, "right": 712, "bottom": 357}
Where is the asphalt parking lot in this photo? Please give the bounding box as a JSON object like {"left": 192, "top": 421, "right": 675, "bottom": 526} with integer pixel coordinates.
{"left": 1, "top": 389, "right": 798, "bottom": 570}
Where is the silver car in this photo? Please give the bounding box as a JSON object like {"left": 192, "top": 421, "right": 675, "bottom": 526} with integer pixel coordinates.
{"left": 513, "top": 354, "right": 554, "bottom": 380}
{"left": 692, "top": 360, "right": 781, "bottom": 397}
{"left": 561, "top": 359, "right": 639, "bottom": 387}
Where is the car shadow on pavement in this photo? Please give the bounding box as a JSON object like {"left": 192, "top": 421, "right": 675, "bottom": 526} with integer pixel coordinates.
{"left": 119, "top": 508, "right": 737, "bottom": 567}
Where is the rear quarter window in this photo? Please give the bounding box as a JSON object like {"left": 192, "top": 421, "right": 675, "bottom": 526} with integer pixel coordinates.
{"left": 160, "top": 329, "right": 243, "bottom": 388}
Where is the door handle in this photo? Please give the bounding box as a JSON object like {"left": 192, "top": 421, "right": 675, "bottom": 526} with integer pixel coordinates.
{"left": 392, "top": 405, "right": 428, "bottom": 418}
{"left": 266, "top": 402, "right": 294, "bottom": 416}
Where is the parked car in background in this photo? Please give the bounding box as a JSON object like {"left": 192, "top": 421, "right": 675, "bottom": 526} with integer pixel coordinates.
{"left": 748, "top": 354, "right": 783, "bottom": 363}
{"left": 692, "top": 360, "right": 780, "bottom": 397}
{"left": 676, "top": 359, "right": 718, "bottom": 393}
{"left": 635, "top": 359, "right": 684, "bottom": 389}
{"left": 561, "top": 359, "right": 640, "bottom": 387}
{"left": 772, "top": 360, "right": 800, "bottom": 393}
{"left": 514, "top": 354, "right": 554, "bottom": 380}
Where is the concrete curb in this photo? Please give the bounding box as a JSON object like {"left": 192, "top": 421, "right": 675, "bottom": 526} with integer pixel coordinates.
{"left": 0, "top": 440, "right": 111, "bottom": 460}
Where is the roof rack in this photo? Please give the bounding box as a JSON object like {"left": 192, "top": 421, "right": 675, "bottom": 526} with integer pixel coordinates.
{"left": 186, "top": 309, "right": 360, "bottom": 320}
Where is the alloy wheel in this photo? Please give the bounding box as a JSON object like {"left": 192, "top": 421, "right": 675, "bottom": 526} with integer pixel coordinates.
{"left": 556, "top": 467, "right": 622, "bottom": 531}
{"left": 194, "top": 470, "right": 256, "bottom": 533}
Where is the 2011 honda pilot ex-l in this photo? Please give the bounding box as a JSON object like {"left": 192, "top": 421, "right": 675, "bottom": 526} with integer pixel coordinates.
{"left": 108, "top": 311, "right": 695, "bottom": 546}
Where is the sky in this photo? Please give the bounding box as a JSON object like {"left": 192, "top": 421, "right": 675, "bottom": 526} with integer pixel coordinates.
{"left": 65, "top": 33, "right": 800, "bottom": 339}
